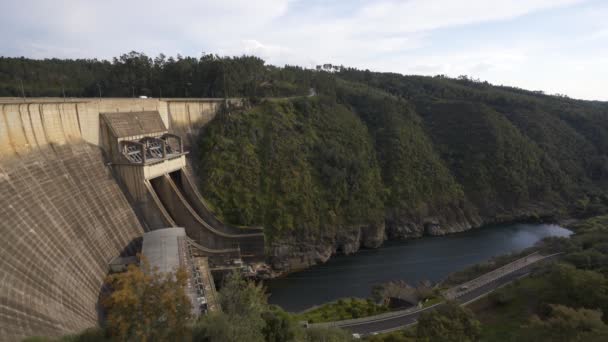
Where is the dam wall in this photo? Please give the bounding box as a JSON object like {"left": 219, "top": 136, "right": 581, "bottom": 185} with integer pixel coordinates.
{"left": 0, "top": 143, "right": 144, "bottom": 340}
{"left": 0, "top": 98, "right": 230, "bottom": 340}
{"left": 0, "top": 98, "right": 228, "bottom": 155}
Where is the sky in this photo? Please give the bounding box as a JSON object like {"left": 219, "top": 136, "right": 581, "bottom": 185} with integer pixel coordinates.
{"left": 1, "top": 0, "right": 607, "bottom": 100}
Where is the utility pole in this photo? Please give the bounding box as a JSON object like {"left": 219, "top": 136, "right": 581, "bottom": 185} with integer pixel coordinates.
{"left": 61, "top": 84, "right": 66, "bottom": 102}
{"left": 132, "top": 86, "right": 135, "bottom": 98}
{"left": 97, "top": 83, "right": 102, "bottom": 99}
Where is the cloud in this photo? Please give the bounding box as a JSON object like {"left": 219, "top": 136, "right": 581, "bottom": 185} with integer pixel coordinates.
{"left": 587, "top": 28, "right": 608, "bottom": 41}
{"left": 0, "top": 0, "right": 606, "bottom": 100}
{"left": 0, "top": 0, "right": 291, "bottom": 58}
{"left": 350, "top": 0, "right": 584, "bottom": 33}
{"left": 239, "top": 40, "right": 291, "bottom": 61}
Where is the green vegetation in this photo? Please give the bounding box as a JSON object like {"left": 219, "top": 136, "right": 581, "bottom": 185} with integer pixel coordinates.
{"left": 298, "top": 298, "right": 389, "bottom": 323}
{"left": 5, "top": 53, "right": 608, "bottom": 244}
{"left": 0, "top": 53, "right": 311, "bottom": 98}
{"left": 419, "top": 101, "right": 563, "bottom": 217}
{"left": 193, "top": 57, "right": 608, "bottom": 242}
{"left": 416, "top": 302, "right": 481, "bottom": 342}
{"left": 11, "top": 53, "right": 608, "bottom": 341}
{"left": 464, "top": 215, "right": 608, "bottom": 341}
{"left": 336, "top": 70, "right": 608, "bottom": 217}
{"left": 103, "top": 259, "right": 193, "bottom": 341}
{"left": 198, "top": 97, "right": 384, "bottom": 241}
{"left": 28, "top": 269, "right": 353, "bottom": 342}
{"left": 335, "top": 81, "right": 469, "bottom": 229}
{"left": 524, "top": 304, "right": 608, "bottom": 342}
{"left": 421, "top": 297, "right": 443, "bottom": 308}
{"left": 192, "top": 271, "right": 354, "bottom": 342}
{"left": 365, "top": 329, "right": 416, "bottom": 342}
{"left": 366, "top": 216, "right": 608, "bottom": 341}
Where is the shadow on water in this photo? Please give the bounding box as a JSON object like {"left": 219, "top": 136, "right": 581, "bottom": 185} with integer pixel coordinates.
{"left": 265, "top": 223, "right": 572, "bottom": 312}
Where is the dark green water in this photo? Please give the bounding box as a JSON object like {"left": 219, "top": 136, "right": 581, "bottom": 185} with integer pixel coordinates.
{"left": 265, "top": 223, "right": 571, "bottom": 312}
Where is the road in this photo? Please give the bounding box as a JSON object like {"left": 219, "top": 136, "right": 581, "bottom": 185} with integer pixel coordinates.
{"left": 315, "top": 253, "right": 560, "bottom": 336}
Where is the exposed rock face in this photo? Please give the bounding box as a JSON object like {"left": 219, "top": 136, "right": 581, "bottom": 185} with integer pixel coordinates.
{"left": 385, "top": 202, "right": 482, "bottom": 239}
{"left": 361, "top": 222, "right": 385, "bottom": 248}
{"left": 385, "top": 218, "right": 425, "bottom": 239}
{"left": 268, "top": 222, "right": 385, "bottom": 273}
{"left": 264, "top": 195, "right": 572, "bottom": 274}
{"left": 268, "top": 204, "right": 487, "bottom": 274}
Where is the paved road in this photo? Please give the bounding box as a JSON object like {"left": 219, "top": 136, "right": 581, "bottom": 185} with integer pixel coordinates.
{"left": 333, "top": 254, "right": 559, "bottom": 336}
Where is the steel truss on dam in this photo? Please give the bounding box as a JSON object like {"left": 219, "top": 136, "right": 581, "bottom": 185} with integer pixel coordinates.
{"left": 0, "top": 98, "right": 263, "bottom": 341}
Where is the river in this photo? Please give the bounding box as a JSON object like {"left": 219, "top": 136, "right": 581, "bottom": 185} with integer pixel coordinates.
{"left": 265, "top": 223, "right": 572, "bottom": 312}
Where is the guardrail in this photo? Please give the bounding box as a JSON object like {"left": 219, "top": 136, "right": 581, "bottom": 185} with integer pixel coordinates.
{"left": 310, "top": 302, "right": 442, "bottom": 329}
{"left": 312, "top": 251, "right": 563, "bottom": 330}
{"left": 445, "top": 252, "right": 562, "bottom": 300}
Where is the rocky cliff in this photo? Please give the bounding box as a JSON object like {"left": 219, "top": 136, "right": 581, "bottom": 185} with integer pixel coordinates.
{"left": 268, "top": 222, "right": 385, "bottom": 272}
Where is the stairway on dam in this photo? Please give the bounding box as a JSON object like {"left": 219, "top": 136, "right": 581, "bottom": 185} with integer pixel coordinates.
{"left": 0, "top": 98, "right": 264, "bottom": 341}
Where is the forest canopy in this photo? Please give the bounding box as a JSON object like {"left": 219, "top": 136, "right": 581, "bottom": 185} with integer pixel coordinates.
{"left": 4, "top": 52, "right": 608, "bottom": 242}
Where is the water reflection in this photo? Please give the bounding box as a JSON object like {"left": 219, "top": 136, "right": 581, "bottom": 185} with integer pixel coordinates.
{"left": 265, "top": 223, "right": 572, "bottom": 311}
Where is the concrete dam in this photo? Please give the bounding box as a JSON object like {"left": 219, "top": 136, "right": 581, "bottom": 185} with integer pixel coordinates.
{"left": 0, "top": 98, "right": 265, "bottom": 340}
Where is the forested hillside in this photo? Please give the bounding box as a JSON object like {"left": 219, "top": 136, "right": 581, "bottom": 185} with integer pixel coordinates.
{"left": 0, "top": 52, "right": 311, "bottom": 98}
{"left": 4, "top": 52, "right": 608, "bottom": 269}
{"left": 198, "top": 98, "right": 385, "bottom": 240}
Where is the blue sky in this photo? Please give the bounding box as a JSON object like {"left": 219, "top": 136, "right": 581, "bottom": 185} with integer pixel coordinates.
{"left": 1, "top": 0, "right": 606, "bottom": 100}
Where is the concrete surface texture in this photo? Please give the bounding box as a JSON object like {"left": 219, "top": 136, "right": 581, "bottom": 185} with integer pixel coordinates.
{"left": 0, "top": 143, "right": 144, "bottom": 340}
{"left": 0, "top": 98, "right": 229, "bottom": 341}
{"left": 149, "top": 172, "right": 265, "bottom": 257}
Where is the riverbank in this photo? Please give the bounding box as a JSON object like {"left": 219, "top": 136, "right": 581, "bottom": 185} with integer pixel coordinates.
{"left": 265, "top": 223, "right": 572, "bottom": 311}
{"left": 306, "top": 214, "right": 608, "bottom": 340}
{"left": 464, "top": 215, "right": 608, "bottom": 341}
{"left": 266, "top": 214, "right": 569, "bottom": 279}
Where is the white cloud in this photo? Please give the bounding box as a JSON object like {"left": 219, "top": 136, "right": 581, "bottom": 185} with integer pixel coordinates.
{"left": 0, "top": 0, "right": 291, "bottom": 58}
{"left": 587, "top": 28, "right": 608, "bottom": 41}
{"left": 0, "top": 0, "right": 606, "bottom": 100}
{"left": 351, "top": 0, "right": 584, "bottom": 33}
{"left": 239, "top": 40, "right": 291, "bottom": 61}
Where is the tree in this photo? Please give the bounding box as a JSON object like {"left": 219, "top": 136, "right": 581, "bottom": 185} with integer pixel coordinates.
{"left": 543, "top": 263, "right": 608, "bottom": 315}
{"left": 193, "top": 271, "right": 266, "bottom": 342}
{"left": 523, "top": 304, "right": 608, "bottom": 342}
{"left": 261, "top": 305, "right": 303, "bottom": 342}
{"left": 302, "top": 326, "right": 354, "bottom": 342}
{"left": 193, "top": 271, "right": 356, "bottom": 341}
{"left": 102, "top": 257, "right": 192, "bottom": 341}
{"left": 416, "top": 302, "right": 481, "bottom": 342}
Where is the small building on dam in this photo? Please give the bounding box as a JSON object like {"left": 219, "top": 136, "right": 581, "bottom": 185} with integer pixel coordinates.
{"left": 0, "top": 97, "right": 265, "bottom": 340}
